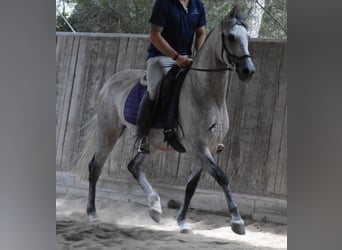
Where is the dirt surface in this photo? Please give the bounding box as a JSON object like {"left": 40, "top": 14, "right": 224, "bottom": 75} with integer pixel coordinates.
{"left": 56, "top": 194, "right": 287, "bottom": 249}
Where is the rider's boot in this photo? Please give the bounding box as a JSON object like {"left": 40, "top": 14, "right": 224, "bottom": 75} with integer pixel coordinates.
{"left": 163, "top": 129, "right": 186, "bottom": 153}
{"left": 136, "top": 92, "right": 153, "bottom": 154}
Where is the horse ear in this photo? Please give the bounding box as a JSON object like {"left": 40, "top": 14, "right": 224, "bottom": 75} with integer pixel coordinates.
{"left": 240, "top": 7, "right": 252, "bottom": 20}
{"left": 227, "top": 5, "right": 239, "bottom": 19}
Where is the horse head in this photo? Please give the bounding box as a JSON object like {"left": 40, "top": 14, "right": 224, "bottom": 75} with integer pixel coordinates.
{"left": 221, "top": 6, "right": 256, "bottom": 81}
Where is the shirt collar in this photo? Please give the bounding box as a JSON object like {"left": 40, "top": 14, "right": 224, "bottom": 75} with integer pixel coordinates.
{"left": 172, "top": 0, "right": 194, "bottom": 8}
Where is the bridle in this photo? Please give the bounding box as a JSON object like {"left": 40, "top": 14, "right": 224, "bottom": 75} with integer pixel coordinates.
{"left": 221, "top": 34, "right": 251, "bottom": 68}
{"left": 189, "top": 19, "right": 251, "bottom": 72}
{"left": 221, "top": 19, "right": 251, "bottom": 67}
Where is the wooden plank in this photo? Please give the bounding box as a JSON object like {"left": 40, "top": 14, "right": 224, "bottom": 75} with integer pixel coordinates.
{"left": 56, "top": 36, "right": 80, "bottom": 170}
{"left": 134, "top": 37, "right": 150, "bottom": 69}
{"left": 277, "top": 105, "right": 287, "bottom": 195}
{"left": 56, "top": 36, "right": 67, "bottom": 123}
{"left": 278, "top": 44, "right": 288, "bottom": 196}
{"left": 59, "top": 36, "right": 92, "bottom": 170}
{"left": 264, "top": 43, "right": 287, "bottom": 196}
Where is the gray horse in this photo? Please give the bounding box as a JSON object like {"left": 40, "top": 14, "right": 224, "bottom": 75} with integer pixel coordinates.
{"left": 78, "top": 6, "right": 255, "bottom": 235}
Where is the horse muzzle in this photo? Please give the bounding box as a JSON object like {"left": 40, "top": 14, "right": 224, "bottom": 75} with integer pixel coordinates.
{"left": 236, "top": 57, "right": 255, "bottom": 82}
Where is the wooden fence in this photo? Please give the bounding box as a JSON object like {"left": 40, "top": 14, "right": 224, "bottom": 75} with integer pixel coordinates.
{"left": 56, "top": 32, "right": 287, "bottom": 199}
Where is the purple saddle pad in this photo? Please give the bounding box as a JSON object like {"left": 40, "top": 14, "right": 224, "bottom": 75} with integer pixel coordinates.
{"left": 124, "top": 66, "right": 187, "bottom": 129}
{"left": 124, "top": 81, "right": 175, "bottom": 129}
{"left": 124, "top": 81, "right": 147, "bottom": 125}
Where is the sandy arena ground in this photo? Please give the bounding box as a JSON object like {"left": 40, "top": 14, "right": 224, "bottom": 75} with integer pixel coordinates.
{"left": 56, "top": 194, "right": 287, "bottom": 249}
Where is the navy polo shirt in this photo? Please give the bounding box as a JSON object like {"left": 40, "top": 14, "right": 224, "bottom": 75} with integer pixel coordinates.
{"left": 147, "top": 0, "right": 206, "bottom": 59}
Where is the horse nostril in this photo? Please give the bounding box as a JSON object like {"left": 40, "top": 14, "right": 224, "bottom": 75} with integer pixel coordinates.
{"left": 242, "top": 68, "right": 250, "bottom": 76}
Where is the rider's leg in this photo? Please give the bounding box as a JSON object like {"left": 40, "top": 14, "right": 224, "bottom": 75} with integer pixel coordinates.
{"left": 135, "top": 56, "right": 175, "bottom": 153}
{"left": 147, "top": 56, "right": 175, "bottom": 98}
{"left": 136, "top": 91, "right": 154, "bottom": 154}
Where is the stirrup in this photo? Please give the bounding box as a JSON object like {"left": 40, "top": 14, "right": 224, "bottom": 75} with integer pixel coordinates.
{"left": 138, "top": 136, "right": 150, "bottom": 154}
{"left": 163, "top": 129, "right": 186, "bottom": 153}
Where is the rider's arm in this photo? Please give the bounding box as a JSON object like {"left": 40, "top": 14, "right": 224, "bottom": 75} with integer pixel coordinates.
{"left": 150, "top": 24, "right": 178, "bottom": 59}
{"left": 150, "top": 24, "right": 191, "bottom": 67}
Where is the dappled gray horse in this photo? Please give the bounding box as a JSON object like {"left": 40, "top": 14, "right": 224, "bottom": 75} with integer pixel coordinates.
{"left": 80, "top": 6, "right": 255, "bottom": 235}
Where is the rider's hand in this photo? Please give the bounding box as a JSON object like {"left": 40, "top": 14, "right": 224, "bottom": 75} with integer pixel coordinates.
{"left": 175, "top": 55, "right": 193, "bottom": 68}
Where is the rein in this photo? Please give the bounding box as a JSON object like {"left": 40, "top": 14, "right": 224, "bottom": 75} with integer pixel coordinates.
{"left": 163, "top": 64, "right": 235, "bottom": 72}
{"left": 189, "top": 66, "right": 234, "bottom": 72}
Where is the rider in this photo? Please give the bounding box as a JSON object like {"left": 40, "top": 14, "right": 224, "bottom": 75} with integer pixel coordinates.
{"left": 136, "top": 0, "right": 207, "bottom": 154}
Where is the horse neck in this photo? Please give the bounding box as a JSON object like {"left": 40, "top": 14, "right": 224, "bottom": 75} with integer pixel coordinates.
{"left": 188, "top": 25, "right": 230, "bottom": 105}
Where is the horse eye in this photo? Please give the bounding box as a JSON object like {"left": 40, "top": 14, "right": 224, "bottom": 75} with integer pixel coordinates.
{"left": 228, "top": 34, "right": 235, "bottom": 42}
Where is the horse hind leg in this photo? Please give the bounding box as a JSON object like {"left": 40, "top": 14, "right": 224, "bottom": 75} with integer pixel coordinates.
{"left": 127, "top": 153, "right": 162, "bottom": 223}
{"left": 87, "top": 118, "right": 125, "bottom": 222}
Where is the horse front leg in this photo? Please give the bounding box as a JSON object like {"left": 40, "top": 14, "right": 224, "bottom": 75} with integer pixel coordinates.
{"left": 203, "top": 147, "right": 245, "bottom": 235}
{"left": 176, "top": 165, "right": 202, "bottom": 234}
{"left": 127, "top": 153, "right": 162, "bottom": 223}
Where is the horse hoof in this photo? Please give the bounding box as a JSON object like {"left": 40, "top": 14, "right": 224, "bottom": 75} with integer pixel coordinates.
{"left": 149, "top": 208, "right": 162, "bottom": 223}
{"left": 148, "top": 194, "right": 162, "bottom": 223}
{"left": 231, "top": 221, "right": 246, "bottom": 235}
{"left": 88, "top": 212, "right": 100, "bottom": 222}
{"left": 178, "top": 220, "right": 193, "bottom": 234}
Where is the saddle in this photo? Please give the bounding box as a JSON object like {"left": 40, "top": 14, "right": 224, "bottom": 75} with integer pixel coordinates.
{"left": 124, "top": 65, "right": 189, "bottom": 152}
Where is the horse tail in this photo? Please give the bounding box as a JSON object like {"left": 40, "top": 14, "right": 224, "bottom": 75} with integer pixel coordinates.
{"left": 71, "top": 114, "right": 97, "bottom": 181}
